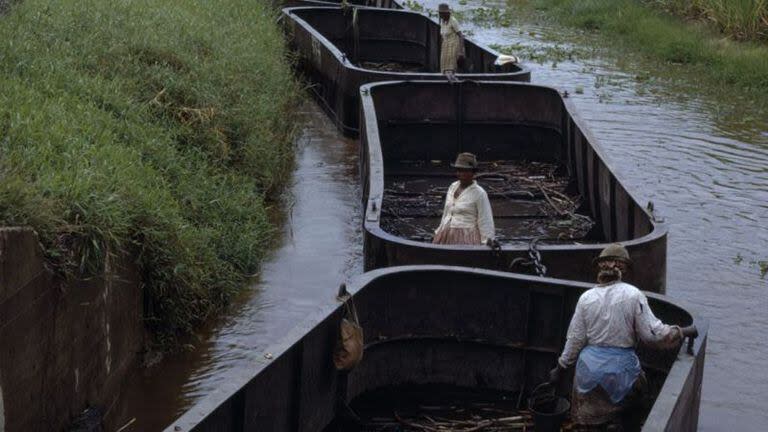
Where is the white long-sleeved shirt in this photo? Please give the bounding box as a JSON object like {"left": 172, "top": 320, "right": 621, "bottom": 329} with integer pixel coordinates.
{"left": 440, "top": 16, "right": 461, "bottom": 40}
{"left": 436, "top": 180, "right": 495, "bottom": 244}
{"left": 558, "top": 281, "right": 681, "bottom": 368}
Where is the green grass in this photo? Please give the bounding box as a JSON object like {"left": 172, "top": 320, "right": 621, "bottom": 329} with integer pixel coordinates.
{"left": 0, "top": 0, "right": 301, "bottom": 344}
{"left": 646, "top": 0, "right": 768, "bottom": 42}
{"left": 521, "top": 0, "right": 768, "bottom": 94}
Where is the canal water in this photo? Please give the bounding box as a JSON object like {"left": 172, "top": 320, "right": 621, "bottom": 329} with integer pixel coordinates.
{"left": 108, "top": 104, "right": 364, "bottom": 431}
{"left": 112, "top": 2, "right": 767, "bottom": 430}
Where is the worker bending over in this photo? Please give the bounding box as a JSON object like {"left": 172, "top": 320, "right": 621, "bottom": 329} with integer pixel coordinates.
{"left": 550, "top": 244, "right": 697, "bottom": 431}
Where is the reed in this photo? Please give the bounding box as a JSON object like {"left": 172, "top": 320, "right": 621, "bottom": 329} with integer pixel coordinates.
{"left": 0, "top": 0, "right": 301, "bottom": 344}
{"left": 525, "top": 0, "right": 768, "bottom": 94}
{"left": 647, "top": 0, "right": 768, "bottom": 42}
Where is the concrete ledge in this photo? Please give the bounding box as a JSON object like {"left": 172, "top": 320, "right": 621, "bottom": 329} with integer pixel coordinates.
{"left": 0, "top": 228, "right": 45, "bottom": 305}
{"left": 0, "top": 227, "right": 143, "bottom": 432}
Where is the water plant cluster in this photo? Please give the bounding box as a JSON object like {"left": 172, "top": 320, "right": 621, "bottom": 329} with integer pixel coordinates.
{"left": 0, "top": 0, "right": 301, "bottom": 344}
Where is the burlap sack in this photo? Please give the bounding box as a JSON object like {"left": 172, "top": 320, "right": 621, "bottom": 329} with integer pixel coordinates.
{"left": 333, "top": 295, "right": 363, "bottom": 370}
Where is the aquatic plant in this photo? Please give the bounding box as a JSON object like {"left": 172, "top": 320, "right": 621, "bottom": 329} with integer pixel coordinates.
{"left": 0, "top": 0, "right": 301, "bottom": 344}
{"left": 469, "top": 7, "right": 517, "bottom": 27}
{"left": 402, "top": 0, "right": 425, "bottom": 12}
{"left": 488, "top": 42, "right": 593, "bottom": 65}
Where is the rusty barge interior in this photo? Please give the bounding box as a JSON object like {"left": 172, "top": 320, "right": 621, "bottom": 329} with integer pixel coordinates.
{"left": 382, "top": 159, "right": 595, "bottom": 245}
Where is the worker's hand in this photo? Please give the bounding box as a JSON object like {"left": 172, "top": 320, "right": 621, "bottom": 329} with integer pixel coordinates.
{"left": 680, "top": 325, "right": 698, "bottom": 338}
{"left": 549, "top": 365, "right": 563, "bottom": 384}
{"left": 486, "top": 238, "right": 501, "bottom": 250}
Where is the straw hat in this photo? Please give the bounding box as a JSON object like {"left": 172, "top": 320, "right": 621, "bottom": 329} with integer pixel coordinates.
{"left": 593, "top": 243, "right": 633, "bottom": 267}
{"left": 451, "top": 152, "right": 478, "bottom": 170}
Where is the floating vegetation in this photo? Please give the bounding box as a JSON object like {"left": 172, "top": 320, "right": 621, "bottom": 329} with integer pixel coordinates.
{"left": 729, "top": 254, "right": 767, "bottom": 278}
{"left": 402, "top": 0, "right": 425, "bottom": 12}
{"left": 488, "top": 42, "right": 593, "bottom": 65}
{"left": 467, "top": 7, "right": 517, "bottom": 27}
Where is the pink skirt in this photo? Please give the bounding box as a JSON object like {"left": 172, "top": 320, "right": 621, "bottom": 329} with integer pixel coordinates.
{"left": 432, "top": 226, "right": 482, "bottom": 245}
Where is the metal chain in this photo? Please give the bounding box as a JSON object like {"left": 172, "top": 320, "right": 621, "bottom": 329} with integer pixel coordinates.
{"left": 509, "top": 238, "right": 547, "bottom": 276}
{"left": 528, "top": 238, "right": 547, "bottom": 276}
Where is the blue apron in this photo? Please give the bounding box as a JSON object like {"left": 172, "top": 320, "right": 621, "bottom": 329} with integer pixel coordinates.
{"left": 575, "top": 345, "right": 642, "bottom": 404}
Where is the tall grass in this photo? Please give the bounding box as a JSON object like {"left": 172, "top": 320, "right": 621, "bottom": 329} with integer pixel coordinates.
{"left": 527, "top": 0, "right": 768, "bottom": 94}
{"left": 0, "top": 0, "right": 301, "bottom": 344}
{"left": 646, "top": 0, "right": 768, "bottom": 42}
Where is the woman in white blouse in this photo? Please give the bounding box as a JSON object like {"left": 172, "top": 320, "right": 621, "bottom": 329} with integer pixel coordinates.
{"left": 433, "top": 153, "right": 496, "bottom": 245}
{"left": 438, "top": 3, "right": 465, "bottom": 74}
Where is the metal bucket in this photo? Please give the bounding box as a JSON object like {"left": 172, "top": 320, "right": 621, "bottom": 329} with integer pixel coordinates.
{"left": 528, "top": 384, "right": 570, "bottom": 432}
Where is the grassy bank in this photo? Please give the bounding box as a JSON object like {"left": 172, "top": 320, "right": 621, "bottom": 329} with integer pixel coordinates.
{"left": 521, "top": 0, "right": 768, "bottom": 94}
{"left": 647, "top": 0, "right": 767, "bottom": 42}
{"left": 0, "top": 0, "right": 301, "bottom": 344}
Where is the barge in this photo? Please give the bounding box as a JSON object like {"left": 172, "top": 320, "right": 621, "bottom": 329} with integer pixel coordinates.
{"left": 282, "top": 6, "right": 531, "bottom": 136}
{"left": 165, "top": 266, "right": 706, "bottom": 431}
{"left": 360, "top": 80, "right": 669, "bottom": 293}
{"left": 282, "top": 0, "right": 402, "bottom": 9}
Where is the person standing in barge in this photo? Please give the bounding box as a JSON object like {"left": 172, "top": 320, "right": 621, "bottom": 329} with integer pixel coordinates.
{"left": 438, "top": 3, "right": 465, "bottom": 74}
{"left": 433, "top": 153, "right": 496, "bottom": 246}
{"left": 550, "top": 244, "right": 698, "bottom": 430}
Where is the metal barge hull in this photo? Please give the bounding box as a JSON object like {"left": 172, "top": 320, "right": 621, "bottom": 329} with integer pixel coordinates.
{"left": 360, "top": 81, "right": 669, "bottom": 293}
{"left": 282, "top": 0, "right": 402, "bottom": 9}
{"left": 282, "top": 6, "right": 531, "bottom": 136}
{"left": 165, "top": 266, "right": 706, "bottom": 431}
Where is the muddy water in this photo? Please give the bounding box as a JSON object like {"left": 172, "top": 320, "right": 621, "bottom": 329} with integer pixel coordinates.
{"left": 113, "top": 3, "right": 766, "bottom": 430}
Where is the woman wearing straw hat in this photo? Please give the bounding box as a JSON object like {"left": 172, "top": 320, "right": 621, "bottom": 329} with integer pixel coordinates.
{"left": 438, "top": 3, "right": 465, "bottom": 74}
{"left": 550, "top": 244, "right": 698, "bottom": 429}
{"left": 433, "top": 153, "right": 496, "bottom": 245}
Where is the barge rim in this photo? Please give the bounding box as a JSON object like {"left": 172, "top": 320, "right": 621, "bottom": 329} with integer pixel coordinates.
{"left": 360, "top": 79, "right": 669, "bottom": 291}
